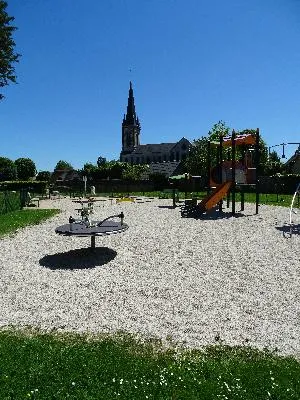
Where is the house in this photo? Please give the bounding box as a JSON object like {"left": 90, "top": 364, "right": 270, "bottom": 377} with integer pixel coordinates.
{"left": 285, "top": 145, "right": 300, "bottom": 174}
{"left": 50, "top": 169, "right": 81, "bottom": 185}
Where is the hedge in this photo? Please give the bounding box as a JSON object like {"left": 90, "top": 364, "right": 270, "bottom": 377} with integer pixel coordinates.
{"left": 0, "top": 181, "right": 48, "bottom": 193}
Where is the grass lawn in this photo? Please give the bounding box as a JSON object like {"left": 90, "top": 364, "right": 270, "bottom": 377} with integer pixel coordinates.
{"left": 0, "top": 330, "right": 299, "bottom": 399}
{"left": 0, "top": 209, "right": 60, "bottom": 237}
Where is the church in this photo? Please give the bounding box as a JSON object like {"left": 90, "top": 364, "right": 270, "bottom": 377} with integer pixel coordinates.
{"left": 120, "top": 82, "right": 192, "bottom": 169}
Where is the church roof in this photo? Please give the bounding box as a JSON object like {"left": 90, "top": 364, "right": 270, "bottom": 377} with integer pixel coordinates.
{"left": 131, "top": 143, "right": 177, "bottom": 155}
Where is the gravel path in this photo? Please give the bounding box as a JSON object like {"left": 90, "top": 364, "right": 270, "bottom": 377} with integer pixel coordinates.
{"left": 0, "top": 196, "right": 299, "bottom": 357}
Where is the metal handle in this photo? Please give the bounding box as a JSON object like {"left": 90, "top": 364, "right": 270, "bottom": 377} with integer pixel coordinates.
{"left": 97, "top": 212, "right": 124, "bottom": 227}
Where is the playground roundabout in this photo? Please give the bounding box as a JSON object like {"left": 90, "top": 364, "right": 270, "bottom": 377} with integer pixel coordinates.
{"left": 0, "top": 196, "right": 299, "bottom": 357}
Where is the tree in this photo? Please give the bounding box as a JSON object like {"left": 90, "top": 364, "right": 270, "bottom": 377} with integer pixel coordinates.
{"left": 0, "top": 1, "right": 20, "bottom": 100}
{"left": 208, "top": 120, "right": 230, "bottom": 141}
{"left": 36, "top": 170, "right": 51, "bottom": 181}
{"left": 0, "top": 156, "right": 17, "bottom": 180}
{"left": 184, "top": 121, "right": 231, "bottom": 177}
{"left": 262, "top": 150, "right": 284, "bottom": 176}
{"left": 54, "top": 160, "right": 73, "bottom": 170}
{"left": 122, "top": 163, "right": 149, "bottom": 181}
{"left": 184, "top": 136, "right": 209, "bottom": 176}
{"left": 15, "top": 157, "right": 36, "bottom": 180}
{"left": 97, "top": 156, "right": 107, "bottom": 168}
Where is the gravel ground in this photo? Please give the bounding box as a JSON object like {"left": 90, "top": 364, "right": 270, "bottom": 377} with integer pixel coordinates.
{"left": 0, "top": 196, "right": 299, "bottom": 357}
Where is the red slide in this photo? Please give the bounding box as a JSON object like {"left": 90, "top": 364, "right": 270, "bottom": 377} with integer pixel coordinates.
{"left": 198, "top": 181, "right": 232, "bottom": 213}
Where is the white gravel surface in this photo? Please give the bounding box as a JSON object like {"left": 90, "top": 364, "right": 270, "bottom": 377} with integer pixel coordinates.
{"left": 0, "top": 196, "right": 299, "bottom": 357}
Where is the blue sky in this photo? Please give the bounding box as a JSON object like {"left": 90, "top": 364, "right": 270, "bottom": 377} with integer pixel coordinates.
{"left": 1, "top": 0, "right": 300, "bottom": 172}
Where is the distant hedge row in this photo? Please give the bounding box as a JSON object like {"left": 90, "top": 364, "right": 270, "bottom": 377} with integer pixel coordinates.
{"left": 0, "top": 181, "right": 48, "bottom": 193}
{"left": 259, "top": 174, "right": 300, "bottom": 194}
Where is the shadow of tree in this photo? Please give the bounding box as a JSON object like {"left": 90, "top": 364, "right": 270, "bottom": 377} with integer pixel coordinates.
{"left": 39, "top": 247, "right": 117, "bottom": 270}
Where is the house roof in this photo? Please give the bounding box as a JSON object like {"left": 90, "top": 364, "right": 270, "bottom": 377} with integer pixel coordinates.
{"left": 51, "top": 169, "right": 81, "bottom": 182}
{"left": 141, "top": 161, "right": 183, "bottom": 179}
{"left": 285, "top": 146, "right": 300, "bottom": 165}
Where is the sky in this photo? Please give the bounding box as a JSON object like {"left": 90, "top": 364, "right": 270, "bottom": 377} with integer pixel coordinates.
{"left": 1, "top": 0, "right": 300, "bottom": 172}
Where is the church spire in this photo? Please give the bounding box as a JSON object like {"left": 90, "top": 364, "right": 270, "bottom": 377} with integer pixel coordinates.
{"left": 120, "top": 81, "right": 141, "bottom": 156}
{"left": 124, "top": 81, "right": 138, "bottom": 125}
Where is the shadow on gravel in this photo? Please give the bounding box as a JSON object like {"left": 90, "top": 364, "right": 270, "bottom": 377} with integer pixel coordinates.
{"left": 39, "top": 247, "right": 117, "bottom": 270}
{"left": 157, "top": 205, "right": 177, "bottom": 209}
{"left": 182, "top": 210, "right": 245, "bottom": 220}
{"left": 276, "top": 224, "right": 300, "bottom": 237}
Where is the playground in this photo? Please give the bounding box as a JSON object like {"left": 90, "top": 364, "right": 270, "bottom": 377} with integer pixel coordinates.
{"left": 0, "top": 194, "right": 299, "bottom": 359}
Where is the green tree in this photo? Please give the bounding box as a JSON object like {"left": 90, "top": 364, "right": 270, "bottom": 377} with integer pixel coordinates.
{"left": 54, "top": 160, "right": 73, "bottom": 170}
{"left": 184, "top": 136, "right": 209, "bottom": 176}
{"left": 208, "top": 120, "right": 230, "bottom": 141}
{"left": 0, "top": 1, "right": 20, "bottom": 100}
{"left": 0, "top": 156, "right": 16, "bottom": 180}
{"left": 15, "top": 157, "right": 36, "bottom": 180}
{"left": 262, "top": 150, "right": 284, "bottom": 176}
{"left": 97, "top": 156, "right": 107, "bottom": 168}
{"left": 36, "top": 170, "right": 51, "bottom": 181}
{"left": 184, "top": 121, "right": 231, "bottom": 177}
{"left": 122, "top": 163, "right": 149, "bottom": 181}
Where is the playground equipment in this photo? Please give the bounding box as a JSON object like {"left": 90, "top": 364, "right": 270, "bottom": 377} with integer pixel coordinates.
{"left": 289, "top": 183, "right": 300, "bottom": 236}
{"left": 116, "top": 197, "right": 135, "bottom": 204}
{"left": 181, "top": 129, "right": 260, "bottom": 217}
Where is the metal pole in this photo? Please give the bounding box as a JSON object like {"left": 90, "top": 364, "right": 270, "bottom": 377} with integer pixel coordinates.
{"left": 207, "top": 140, "right": 211, "bottom": 196}
{"left": 231, "top": 130, "right": 236, "bottom": 215}
{"left": 219, "top": 135, "right": 223, "bottom": 212}
{"left": 255, "top": 128, "right": 260, "bottom": 214}
{"left": 241, "top": 190, "right": 245, "bottom": 211}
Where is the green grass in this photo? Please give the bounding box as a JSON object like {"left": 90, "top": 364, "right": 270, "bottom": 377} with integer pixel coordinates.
{"left": 0, "top": 209, "right": 60, "bottom": 237}
{"left": 0, "top": 330, "right": 299, "bottom": 399}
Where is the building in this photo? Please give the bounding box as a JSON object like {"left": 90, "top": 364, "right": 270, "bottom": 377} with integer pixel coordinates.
{"left": 120, "top": 82, "right": 192, "bottom": 171}
{"left": 285, "top": 145, "right": 300, "bottom": 174}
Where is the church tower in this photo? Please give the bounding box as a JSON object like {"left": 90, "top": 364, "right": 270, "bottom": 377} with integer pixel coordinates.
{"left": 120, "top": 81, "right": 141, "bottom": 159}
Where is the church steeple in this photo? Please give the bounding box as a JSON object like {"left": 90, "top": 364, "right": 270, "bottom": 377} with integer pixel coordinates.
{"left": 120, "top": 81, "right": 141, "bottom": 158}
{"left": 124, "top": 81, "right": 139, "bottom": 126}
